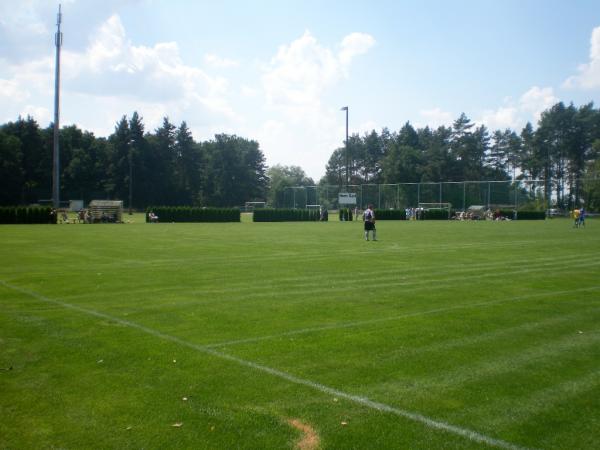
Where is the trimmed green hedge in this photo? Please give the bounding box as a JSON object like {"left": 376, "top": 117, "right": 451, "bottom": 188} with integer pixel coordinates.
{"left": 253, "top": 208, "right": 320, "bottom": 222}
{"left": 494, "top": 209, "right": 545, "bottom": 220}
{"left": 374, "top": 209, "right": 406, "bottom": 220}
{"left": 495, "top": 209, "right": 516, "bottom": 219}
{"left": 515, "top": 210, "right": 546, "bottom": 220}
{"left": 423, "top": 208, "right": 450, "bottom": 220}
{"left": 338, "top": 208, "right": 354, "bottom": 221}
{"left": 146, "top": 207, "right": 240, "bottom": 223}
{"left": 0, "top": 206, "right": 57, "bottom": 224}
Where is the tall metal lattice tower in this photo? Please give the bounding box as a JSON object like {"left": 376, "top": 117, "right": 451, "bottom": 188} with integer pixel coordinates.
{"left": 52, "top": 4, "right": 63, "bottom": 208}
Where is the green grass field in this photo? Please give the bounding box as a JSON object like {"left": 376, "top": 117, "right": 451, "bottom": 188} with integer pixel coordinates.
{"left": 1, "top": 216, "right": 598, "bottom": 449}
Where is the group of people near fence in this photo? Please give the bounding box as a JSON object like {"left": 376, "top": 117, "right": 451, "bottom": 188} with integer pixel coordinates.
{"left": 452, "top": 209, "right": 513, "bottom": 221}
{"left": 405, "top": 207, "right": 425, "bottom": 220}
{"left": 77, "top": 209, "right": 92, "bottom": 223}
{"left": 55, "top": 208, "right": 92, "bottom": 224}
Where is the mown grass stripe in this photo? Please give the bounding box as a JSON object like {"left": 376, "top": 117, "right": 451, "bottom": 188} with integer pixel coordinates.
{"left": 40, "top": 257, "right": 600, "bottom": 314}
{"left": 413, "top": 328, "right": 600, "bottom": 391}
{"left": 203, "top": 286, "right": 600, "bottom": 348}
{"left": 473, "top": 368, "right": 600, "bottom": 429}
{"left": 0, "top": 279, "right": 532, "bottom": 450}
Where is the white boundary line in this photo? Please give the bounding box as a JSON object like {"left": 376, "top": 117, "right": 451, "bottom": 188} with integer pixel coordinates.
{"left": 0, "top": 280, "right": 532, "bottom": 450}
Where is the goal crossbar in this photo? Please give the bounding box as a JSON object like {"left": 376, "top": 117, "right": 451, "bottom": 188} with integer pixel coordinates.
{"left": 418, "top": 202, "right": 452, "bottom": 210}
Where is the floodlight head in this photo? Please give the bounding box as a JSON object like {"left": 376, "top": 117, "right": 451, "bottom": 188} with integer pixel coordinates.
{"left": 340, "top": 106, "right": 348, "bottom": 111}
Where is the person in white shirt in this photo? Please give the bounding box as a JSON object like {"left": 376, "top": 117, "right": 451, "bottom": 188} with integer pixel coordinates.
{"left": 363, "top": 204, "right": 377, "bottom": 241}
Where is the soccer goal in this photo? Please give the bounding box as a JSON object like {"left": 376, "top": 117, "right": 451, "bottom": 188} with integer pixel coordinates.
{"left": 306, "top": 204, "right": 321, "bottom": 210}
{"left": 418, "top": 202, "right": 452, "bottom": 218}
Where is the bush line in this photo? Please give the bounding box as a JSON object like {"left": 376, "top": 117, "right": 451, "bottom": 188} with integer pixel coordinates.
{"left": 0, "top": 206, "right": 57, "bottom": 224}
{"left": 253, "top": 209, "right": 320, "bottom": 222}
{"left": 146, "top": 207, "right": 240, "bottom": 223}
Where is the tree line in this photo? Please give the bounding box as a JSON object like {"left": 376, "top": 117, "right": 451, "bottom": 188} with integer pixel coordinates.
{"left": 0, "top": 113, "right": 268, "bottom": 208}
{"left": 1, "top": 101, "right": 599, "bottom": 210}
{"left": 322, "top": 102, "right": 600, "bottom": 210}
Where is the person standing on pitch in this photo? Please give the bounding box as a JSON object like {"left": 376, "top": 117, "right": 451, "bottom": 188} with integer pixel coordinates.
{"left": 572, "top": 208, "right": 581, "bottom": 228}
{"left": 363, "top": 204, "right": 377, "bottom": 241}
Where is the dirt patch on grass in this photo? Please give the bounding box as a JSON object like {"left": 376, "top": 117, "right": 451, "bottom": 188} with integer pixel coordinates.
{"left": 288, "top": 418, "right": 320, "bottom": 450}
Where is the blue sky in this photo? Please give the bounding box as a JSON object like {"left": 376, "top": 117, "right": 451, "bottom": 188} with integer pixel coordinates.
{"left": 1, "top": 0, "right": 599, "bottom": 180}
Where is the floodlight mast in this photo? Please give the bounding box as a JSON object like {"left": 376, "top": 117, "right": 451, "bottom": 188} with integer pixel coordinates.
{"left": 340, "top": 106, "right": 349, "bottom": 190}
{"left": 52, "top": 4, "right": 63, "bottom": 208}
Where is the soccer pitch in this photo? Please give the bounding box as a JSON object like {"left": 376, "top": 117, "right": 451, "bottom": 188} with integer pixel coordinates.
{"left": 0, "top": 218, "right": 598, "bottom": 449}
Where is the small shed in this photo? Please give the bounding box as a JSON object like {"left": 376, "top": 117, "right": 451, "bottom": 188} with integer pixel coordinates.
{"left": 89, "top": 200, "right": 123, "bottom": 223}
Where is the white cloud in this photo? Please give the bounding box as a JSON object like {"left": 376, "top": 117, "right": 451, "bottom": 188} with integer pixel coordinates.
{"left": 21, "top": 105, "right": 52, "bottom": 124}
{"left": 257, "top": 31, "right": 375, "bottom": 179}
{"left": 0, "top": 13, "right": 241, "bottom": 134}
{"left": 262, "top": 30, "right": 375, "bottom": 110}
{"left": 204, "top": 53, "right": 240, "bottom": 69}
{"left": 564, "top": 26, "right": 600, "bottom": 89}
{"left": 262, "top": 31, "right": 339, "bottom": 108}
{"left": 338, "top": 32, "right": 376, "bottom": 67}
{"left": 0, "top": 78, "right": 30, "bottom": 102}
{"left": 478, "top": 106, "right": 519, "bottom": 130}
{"left": 241, "top": 85, "right": 259, "bottom": 97}
{"left": 0, "top": 13, "right": 374, "bottom": 180}
{"left": 475, "top": 86, "right": 557, "bottom": 130}
{"left": 518, "top": 86, "right": 558, "bottom": 122}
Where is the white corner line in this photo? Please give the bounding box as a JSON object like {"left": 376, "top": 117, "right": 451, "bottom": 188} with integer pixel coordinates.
{"left": 1, "top": 280, "right": 533, "bottom": 450}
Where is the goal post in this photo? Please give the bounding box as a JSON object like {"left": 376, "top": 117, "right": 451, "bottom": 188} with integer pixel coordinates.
{"left": 418, "top": 202, "right": 452, "bottom": 219}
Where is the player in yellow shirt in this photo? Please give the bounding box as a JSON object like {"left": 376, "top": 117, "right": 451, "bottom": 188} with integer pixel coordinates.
{"left": 572, "top": 209, "right": 580, "bottom": 228}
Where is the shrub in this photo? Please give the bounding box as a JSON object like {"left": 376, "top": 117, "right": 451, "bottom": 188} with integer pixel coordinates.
{"left": 253, "top": 209, "right": 319, "bottom": 222}
{"left": 146, "top": 206, "right": 240, "bottom": 223}
{"left": 515, "top": 210, "right": 546, "bottom": 220}
{"left": 338, "top": 208, "right": 354, "bottom": 221}
{"left": 423, "top": 208, "right": 450, "bottom": 220}
{"left": 374, "top": 209, "right": 406, "bottom": 220}
{"left": 0, "top": 206, "right": 56, "bottom": 224}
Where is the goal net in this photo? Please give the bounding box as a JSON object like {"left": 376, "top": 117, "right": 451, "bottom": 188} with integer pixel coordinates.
{"left": 418, "top": 202, "right": 452, "bottom": 218}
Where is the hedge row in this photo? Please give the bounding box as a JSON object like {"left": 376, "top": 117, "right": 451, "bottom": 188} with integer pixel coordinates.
{"left": 146, "top": 207, "right": 240, "bottom": 222}
{"left": 0, "top": 206, "right": 57, "bottom": 224}
{"left": 488, "top": 209, "right": 545, "bottom": 220}
{"left": 423, "top": 208, "right": 451, "bottom": 220}
{"left": 514, "top": 210, "right": 546, "bottom": 220}
{"left": 253, "top": 208, "right": 320, "bottom": 222}
{"left": 374, "top": 209, "right": 406, "bottom": 220}
{"left": 339, "top": 208, "right": 354, "bottom": 221}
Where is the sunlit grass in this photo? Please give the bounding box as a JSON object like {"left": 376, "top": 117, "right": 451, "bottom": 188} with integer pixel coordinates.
{"left": 0, "top": 218, "right": 598, "bottom": 449}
